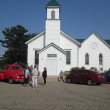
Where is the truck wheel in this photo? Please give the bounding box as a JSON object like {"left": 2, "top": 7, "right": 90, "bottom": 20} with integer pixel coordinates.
{"left": 87, "top": 79, "right": 93, "bottom": 86}
{"left": 8, "top": 78, "right": 14, "bottom": 84}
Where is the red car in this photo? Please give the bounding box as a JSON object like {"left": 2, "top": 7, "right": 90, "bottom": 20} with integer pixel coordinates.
{"left": 0, "top": 65, "right": 25, "bottom": 84}
{"left": 66, "top": 70, "right": 106, "bottom": 85}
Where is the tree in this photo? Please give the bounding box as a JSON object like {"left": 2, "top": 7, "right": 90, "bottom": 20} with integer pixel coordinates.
{"left": 0, "top": 25, "right": 37, "bottom": 65}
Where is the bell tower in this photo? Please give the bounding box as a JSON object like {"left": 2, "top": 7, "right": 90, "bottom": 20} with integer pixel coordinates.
{"left": 45, "top": 0, "right": 61, "bottom": 46}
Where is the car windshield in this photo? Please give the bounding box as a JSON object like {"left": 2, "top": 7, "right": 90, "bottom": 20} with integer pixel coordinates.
{"left": 11, "top": 66, "right": 21, "bottom": 70}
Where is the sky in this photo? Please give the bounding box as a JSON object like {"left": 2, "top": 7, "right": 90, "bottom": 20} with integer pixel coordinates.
{"left": 0, "top": 0, "right": 110, "bottom": 56}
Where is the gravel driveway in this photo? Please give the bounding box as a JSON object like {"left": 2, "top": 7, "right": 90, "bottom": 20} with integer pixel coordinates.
{"left": 0, "top": 76, "right": 110, "bottom": 110}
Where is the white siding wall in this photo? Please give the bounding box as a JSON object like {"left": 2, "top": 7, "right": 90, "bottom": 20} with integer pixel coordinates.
{"left": 60, "top": 34, "right": 78, "bottom": 71}
{"left": 45, "top": 20, "right": 60, "bottom": 46}
{"left": 39, "top": 46, "right": 66, "bottom": 76}
{"left": 27, "top": 35, "right": 44, "bottom": 66}
{"left": 79, "top": 34, "right": 110, "bottom": 71}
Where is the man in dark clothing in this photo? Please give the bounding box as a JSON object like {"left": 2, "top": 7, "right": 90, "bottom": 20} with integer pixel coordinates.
{"left": 42, "top": 67, "right": 47, "bottom": 84}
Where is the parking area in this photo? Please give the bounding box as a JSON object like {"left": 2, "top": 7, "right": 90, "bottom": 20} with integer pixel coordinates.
{"left": 0, "top": 76, "right": 110, "bottom": 110}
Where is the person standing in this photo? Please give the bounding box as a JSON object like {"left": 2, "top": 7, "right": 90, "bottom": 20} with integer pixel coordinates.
{"left": 30, "top": 65, "right": 33, "bottom": 74}
{"left": 42, "top": 67, "right": 47, "bottom": 84}
{"left": 58, "top": 70, "right": 64, "bottom": 82}
{"left": 24, "top": 67, "right": 30, "bottom": 87}
{"left": 30, "top": 65, "right": 33, "bottom": 80}
{"left": 32, "top": 65, "right": 38, "bottom": 87}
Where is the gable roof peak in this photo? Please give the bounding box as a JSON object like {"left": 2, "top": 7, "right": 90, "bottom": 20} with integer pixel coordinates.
{"left": 38, "top": 42, "right": 67, "bottom": 55}
{"left": 92, "top": 31, "right": 100, "bottom": 36}
{"left": 82, "top": 31, "right": 110, "bottom": 48}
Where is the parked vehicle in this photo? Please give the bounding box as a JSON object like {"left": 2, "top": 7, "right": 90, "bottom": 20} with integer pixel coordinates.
{"left": 66, "top": 70, "right": 106, "bottom": 85}
{"left": 106, "top": 72, "right": 110, "bottom": 82}
{"left": 0, "top": 65, "right": 25, "bottom": 84}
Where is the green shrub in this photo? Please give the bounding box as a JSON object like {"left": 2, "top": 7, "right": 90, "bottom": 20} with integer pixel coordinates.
{"left": 70, "top": 67, "right": 80, "bottom": 74}
{"left": 0, "top": 66, "right": 5, "bottom": 71}
{"left": 80, "top": 66, "right": 86, "bottom": 70}
{"left": 90, "top": 67, "right": 98, "bottom": 72}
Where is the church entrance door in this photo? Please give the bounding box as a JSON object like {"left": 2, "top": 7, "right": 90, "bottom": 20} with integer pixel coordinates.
{"left": 46, "top": 59, "right": 57, "bottom": 76}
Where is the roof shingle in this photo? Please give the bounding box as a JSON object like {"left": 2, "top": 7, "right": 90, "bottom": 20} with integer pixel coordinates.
{"left": 46, "top": 0, "right": 60, "bottom": 7}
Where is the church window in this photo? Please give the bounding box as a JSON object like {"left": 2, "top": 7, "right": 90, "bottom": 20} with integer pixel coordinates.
{"left": 35, "top": 51, "right": 39, "bottom": 65}
{"left": 85, "top": 53, "right": 89, "bottom": 65}
{"left": 51, "top": 10, "right": 55, "bottom": 19}
{"left": 66, "top": 51, "right": 71, "bottom": 65}
{"left": 47, "top": 54, "right": 57, "bottom": 58}
{"left": 99, "top": 53, "right": 103, "bottom": 65}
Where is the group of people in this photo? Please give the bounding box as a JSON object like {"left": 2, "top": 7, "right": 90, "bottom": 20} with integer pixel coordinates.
{"left": 24, "top": 65, "right": 47, "bottom": 87}
{"left": 24, "top": 63, "right": 65, "bottom": 87}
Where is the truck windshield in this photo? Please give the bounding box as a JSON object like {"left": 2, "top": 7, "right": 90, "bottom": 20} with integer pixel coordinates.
{"left": 11, "top": 66, "right": 21, "bottom": 70}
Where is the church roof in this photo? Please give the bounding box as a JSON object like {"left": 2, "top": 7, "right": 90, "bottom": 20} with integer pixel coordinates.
{"left": 76, "top": 32, "right": 110, "bottom": 47}
{"left": 76, "top": 39, "right": 84, "bottom": 43}
{"left": 105, "top": 40, "right": 110, "bottom": 45}
{"left": 38, "top": 42, "right": 67, "bottom": 55}
{"left": 25, "top": 31, "right": 110, "bottom": 48}
{"left": 25, "top": 31, "right": 45, "bottom": 44}
{"left": 76, "top": 39, "right": 110, "bottom": 45}
{"left": 61, "top": 31, "right": 81, "bottom": 46}
{"left": 46, "top": 0, "right": 60, "bottom": 7}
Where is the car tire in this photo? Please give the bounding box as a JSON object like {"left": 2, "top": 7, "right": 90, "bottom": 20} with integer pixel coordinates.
{"left": 8, "top": 78, "right": 14, "bottom": 84}
{"left": 66, "top": 79, "right": 71, "bottom": 83}
{"left": 87, "top": 79, "right": 93, "bottom": 86}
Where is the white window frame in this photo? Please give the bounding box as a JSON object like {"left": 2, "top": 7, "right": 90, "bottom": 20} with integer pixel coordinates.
{"left": 85, "top": 53, "right": 89, "bottom": 65}
{"left": 65, "top": 50, "right": 71, "bottom": 65}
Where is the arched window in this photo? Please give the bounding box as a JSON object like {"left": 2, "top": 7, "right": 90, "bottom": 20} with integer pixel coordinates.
{"left": 51, "top": 10, "right": 55, "bottom": 19}
{"left": 85, "top": 53, "right": 89, "bottom": 65}
{"left": 99, "top": 53, "right": 103, "bottom": 65}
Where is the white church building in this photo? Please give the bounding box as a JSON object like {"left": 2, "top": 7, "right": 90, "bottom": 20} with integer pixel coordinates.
{"left": 25, "top": 0, "right": 110, "bottom": 76}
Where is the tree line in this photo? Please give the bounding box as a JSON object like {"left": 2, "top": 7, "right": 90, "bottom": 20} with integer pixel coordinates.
{"left": 0, "top": 25, "right": 37, "bottom": 67}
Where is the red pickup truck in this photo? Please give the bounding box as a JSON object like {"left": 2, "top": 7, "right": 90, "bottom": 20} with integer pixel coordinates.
{"left": 0, "top": 65, "right": 25, "bottom": 84}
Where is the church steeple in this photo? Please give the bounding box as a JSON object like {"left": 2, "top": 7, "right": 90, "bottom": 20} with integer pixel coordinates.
{"left": 45, "top": 0, "right": 61, "bottom": 46}
{"left": 46, "top": 0, "right": 61, "bottom": 20}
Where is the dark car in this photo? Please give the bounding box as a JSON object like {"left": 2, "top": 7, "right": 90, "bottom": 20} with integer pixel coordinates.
{"left": 106, "top": 72, "right": 110, "bottom": 82}
{"left": 66, "top": 70, "right": 106, "bottom": 85}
